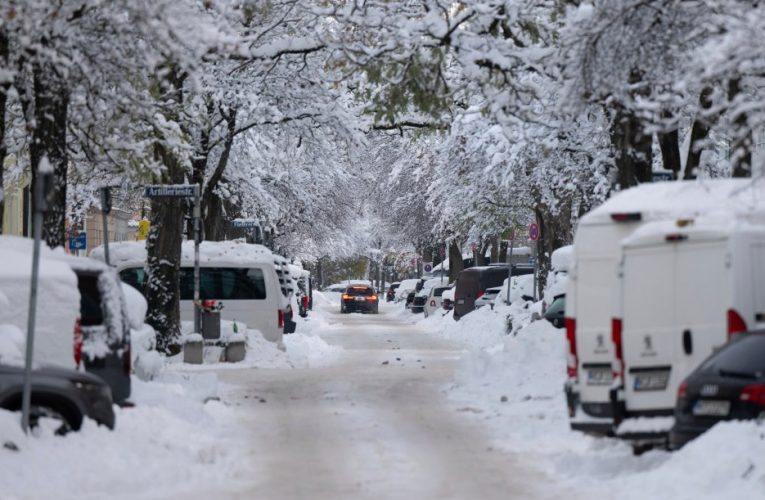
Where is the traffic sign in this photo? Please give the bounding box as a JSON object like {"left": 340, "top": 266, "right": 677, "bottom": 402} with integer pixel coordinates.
{"left": 69, "top": 232, "right": 87, "bottom": 251}
{"left": 528, "top": 223, "right": 540, "bottom": 241}
{"left": 143, "top": 184, "right": 198, "bottom": 198}
{"left": 231, "top": 218, "right": 260, "bottom": 229}
{"left": 423, "top": 262, "right": 433, "bottom": 273}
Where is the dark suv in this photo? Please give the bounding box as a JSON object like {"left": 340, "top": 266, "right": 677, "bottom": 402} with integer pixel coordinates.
{"left": 453, "top": 265, "right": 534, "bottom": 320}
{"left": 341, "top": 285, "right": 379, "bottom": 314}
{"left": 386, "top": 282, "right": 400, "bottom": 302}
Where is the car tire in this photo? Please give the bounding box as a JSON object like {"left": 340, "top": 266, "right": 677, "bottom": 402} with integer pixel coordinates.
{"left": 5, "top": 397, "right": 83, "bottom": 436}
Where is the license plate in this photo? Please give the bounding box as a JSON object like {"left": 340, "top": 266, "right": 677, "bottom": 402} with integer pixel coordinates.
{"left": 586, "top": 368, "right": 612, "bottom": 386}
{"left": 354, "top": 297, "right": 365, "bottom": 301}
{"left": 633, "top": 371, "right": 670, "bottom": 391}
{"left": 457, "top": 299, "right": 465, "bottom": 304}
{"left": 693, "top": 400, "right": 731, "bottom": 417}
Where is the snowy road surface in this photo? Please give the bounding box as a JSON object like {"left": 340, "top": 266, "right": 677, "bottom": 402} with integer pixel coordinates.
{"left": 210, "top": 309, "right": 563, "bottom": 500}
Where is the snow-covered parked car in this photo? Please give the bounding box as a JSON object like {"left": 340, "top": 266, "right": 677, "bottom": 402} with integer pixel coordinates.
{"left": 564, "top": 179, "right": 755, "bottom": 435}
{"left": 423, "top": 283, "right": 451, "bottom": 317}
{"left": 395, "top": 278, "right": 421, "bottom": 304}
{"left": 0, "top": 236, "right": 132, "bottom": 404}
{"left": 474, "top": 286, "right": 503, "bottom": 310}
{"left": 92, "top": 240, "right": 286, "bottom": 344}
{"left": 441, "top": 286, "right": 455, "bottom": 311}
{"left": 611, "top": 209, "right": 765, "bottom": 442}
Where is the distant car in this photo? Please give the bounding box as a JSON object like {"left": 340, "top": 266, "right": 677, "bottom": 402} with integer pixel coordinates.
{"left": 544, "top": 295, "right": 566, "bottom": 329}
{"left": 669, "top": 331, "right": 765, "bottom": 449}
{"left": 340, "top": 285, "right": 379, "bottom": 314}
{"left": 423, "top": 284, "right": 451, "bottom": 318}
{"left": 386, "top": 282, "right": 401, "bottom": 302}
{"left": 0, "top": 363, "right": 115, "bottom": 434}
{"left": 474, "top": 286, "right": 503, "bottom": 310}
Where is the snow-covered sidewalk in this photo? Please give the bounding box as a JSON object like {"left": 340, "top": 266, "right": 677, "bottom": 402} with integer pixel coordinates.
{"left": 0, "top": 294, "right": 343, "bottom": 500}
{"left": 419, "top": 300, "right": 765, "bottom": 500}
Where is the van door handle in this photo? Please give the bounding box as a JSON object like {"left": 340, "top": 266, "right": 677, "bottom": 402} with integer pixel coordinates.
{"left": 682, "top": 329, "right": 693, "bottom": 355}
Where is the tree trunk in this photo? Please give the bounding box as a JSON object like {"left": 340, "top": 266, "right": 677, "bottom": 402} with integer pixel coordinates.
{"left": 146, "top": 143, "right": 186, "bottom": 354}
{"left": 610, "top": 103, "right": 653, "bottom": 189}
{"left": 448, "top": 240, "right": 463, "bottom": 282}
{"left": 685, "top": 87, "right": 714, "bottom": 180}
{"left": 145, "top": 65, "right": 187, "bottom": 353}
{"left": 0, "top": 30, "right": 8, "bottom": 233}
{"left": 29, "top": 64, "right": 69, "bottom": 248}
{"left": 498, "top": 239, "right": 508, "bottom": 262}
{"left": 728, "top": 78, "right": 751, "bottom": 178}
{"left": 534, "top": 200, "right": 574, "bottom": 300}
{"left": 657, "top": 110, "right": 681, "bottom": 176}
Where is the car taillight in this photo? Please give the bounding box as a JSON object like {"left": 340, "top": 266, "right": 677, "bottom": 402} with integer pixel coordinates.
{"left": 278, "top": 309, "right": 284, "bottom": 329}
{"left": 740, "top": 384, "right": 765, "bottom": 406}
{"left": 727, "top": 309, "right": 747, "bottom": 340}
{"left": 611, "top": 318, "right": 624, "bottom": 381}
{"left": 122, "top": 346, "right": 132, "bottom": 376}
{"left": 366, "top": 295, "right": 378, "bottom": 301}
{"left": 565, "top": 318, "right": 577, "bottom": 380}
{"left": 677, "top": 381, "right": 688, "bottom": 399}
{"left": 302, "top": 296, "right": 309, "bottom": 309}
{"left": 342, "top": 294, "right": 352, "bottom": 300}
{"left": 74, "top": 319, "right": 83, "bottom": 368}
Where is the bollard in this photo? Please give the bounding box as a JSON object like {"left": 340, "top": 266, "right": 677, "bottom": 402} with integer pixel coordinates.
{"left": 183, "top": 334, "right": 203, "bottom": 364}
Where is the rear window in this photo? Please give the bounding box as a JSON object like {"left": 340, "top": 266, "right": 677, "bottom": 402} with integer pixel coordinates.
{"left": 77, "top": 273, "right": 104, "bottom": 326}
{"left": 345, "top": 286, "right": 374, "bottom": 296}
{"left": 701, "top": 334, "right": 765, "bottom": 376}
{"left": 120, "top": 267, "right": 267, "bottom": 300}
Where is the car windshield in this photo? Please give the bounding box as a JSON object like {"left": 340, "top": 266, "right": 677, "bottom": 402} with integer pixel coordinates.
{"left": 345, "top": 286, "right": 374, "bottom": 296}
{"left": 701, "top": 333, "right": 765, "bottom": 377}
{"left": 546, "top": 296, "right": 566, "bottom": 317}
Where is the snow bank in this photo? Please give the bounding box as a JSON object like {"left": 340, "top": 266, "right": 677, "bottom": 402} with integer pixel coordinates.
{"left": 0, "top": 373, "right": 252, "bottom": 500}
{"left": 431, "top": 279, "right": 765, "bottom": 500}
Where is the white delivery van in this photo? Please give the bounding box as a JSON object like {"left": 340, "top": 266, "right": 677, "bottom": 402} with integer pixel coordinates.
{"left": 565, "top": 179, "right": 753, "bottom": 433}
{"left": 93, "top": 240, "right": 285, "bottom": 343}
{"left": 612, "top": 210, "right": 765, "bottom": 439}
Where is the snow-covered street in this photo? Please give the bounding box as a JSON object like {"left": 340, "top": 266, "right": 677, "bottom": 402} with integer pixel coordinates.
{"left": 211, "top": 306, "right": 558, "bottom": 500}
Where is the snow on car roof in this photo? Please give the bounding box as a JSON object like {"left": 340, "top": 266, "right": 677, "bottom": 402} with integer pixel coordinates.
{"left": 91, "top": 240, "right": 274, "bottom": 268}
{"left": 0, "top": 235, "right": 111, "bottom": 272}
{"left": 551, "top": 245, "right": 573, "bottom": 272}
{"left": 581, "top": 179, "right": 763, "bottom": 226}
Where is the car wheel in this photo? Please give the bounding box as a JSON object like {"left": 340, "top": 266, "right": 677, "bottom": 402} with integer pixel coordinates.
{"left": 29, "top": 405, "right": 78, "bottom": 436}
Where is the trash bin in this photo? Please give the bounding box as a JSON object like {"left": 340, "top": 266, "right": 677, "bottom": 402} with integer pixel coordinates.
{"left": 200, "top": 299, "right": 222, "bottom": 340}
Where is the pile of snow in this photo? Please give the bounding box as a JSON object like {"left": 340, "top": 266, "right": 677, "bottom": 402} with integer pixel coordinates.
{"left": 0, "top": 372, "right": 252, "bottom": 500}
{"left": 428, "top": 256, "right": 765, "bottom": 500}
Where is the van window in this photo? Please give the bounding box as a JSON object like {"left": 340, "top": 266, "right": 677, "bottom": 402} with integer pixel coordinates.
{"left": 119, "top": 267, "right": 267, "bottom": 300}
{"left": 77, "top": 273, "right": 104, "bottom": 326}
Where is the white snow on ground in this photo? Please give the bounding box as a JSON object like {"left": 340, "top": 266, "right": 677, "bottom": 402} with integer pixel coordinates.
{"left": 420, "top": 293, "right": 765, "bottom": 500}
{"left": 0, "top": 373, "right": 251, "bottom": 500}
{"left": 0, "top": 291, "right": 342, "bottom": 500}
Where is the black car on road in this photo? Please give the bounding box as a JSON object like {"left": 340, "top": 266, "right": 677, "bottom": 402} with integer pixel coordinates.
{"left": 386, "top": 282, "right": 400, "bottom": 302}
{"left": 341, "top": 285, "right": 379, "bottom": 314}
{"left": 0, "top": 363, "right": 115, "bottom": 434}
{"left": 669, "top": 330, "right": 765, "bottom": 449}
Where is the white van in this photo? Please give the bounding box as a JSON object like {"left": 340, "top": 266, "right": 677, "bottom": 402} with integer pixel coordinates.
{"left": 92, "top": 240, "right": 284, "bottom": 343}
{"left": 565, "top": 179, "right": 754, "bottom": 433}
{"left": 612, "top": 210, "right": 765, "bottom": 438}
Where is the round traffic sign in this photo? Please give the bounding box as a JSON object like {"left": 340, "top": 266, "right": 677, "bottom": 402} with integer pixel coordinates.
{"left": 423, "top": 263, "right": 433, "bottom": 273}
{"left": 528, "top": 223, "right": 540, "bottom": 241}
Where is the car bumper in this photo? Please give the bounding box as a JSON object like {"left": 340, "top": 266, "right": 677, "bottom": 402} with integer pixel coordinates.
{"left": 342, "top": 301, "right": 378, "bottom": 313}
{"left": 566, "top": 383, "right": 614, "bottom": 435}
{"left": 668, "top": 419, "right": 717, "bottom": 450}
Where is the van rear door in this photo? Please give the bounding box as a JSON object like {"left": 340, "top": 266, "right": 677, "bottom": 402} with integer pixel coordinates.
{"left": 622, "top": 244, "right": 676, "bottom": 412}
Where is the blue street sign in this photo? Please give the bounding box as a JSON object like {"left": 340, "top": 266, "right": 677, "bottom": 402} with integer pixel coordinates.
{"left": 529, "top": 256, "right": 537, "bottom": 266}
{"left": 143, "top": 184, "right": 198, "bottom": 198}
{"left": 652, "top": 171, "right": 674, "bottom": 182}
{"left": 69, "top": 232, "right": 87, "bottom": 251}
{"left": 231, "top": 219, "right": 260, "bottom": 229}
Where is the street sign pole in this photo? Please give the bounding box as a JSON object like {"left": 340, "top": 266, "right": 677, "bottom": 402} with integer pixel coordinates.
{"left": 193, "top": 185, "right": 201, "bottom": 334}
{"left": 506, "top": 236, "right": 514, "bottom": 305}
{"left": 528, "top": 222, "right": 540, "bottom": 301}
{"left": 21, "top": 167, "right": 53, "bottom": 433}
{"left": 100, "top": 187, "right": 112, "bottom": 265}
